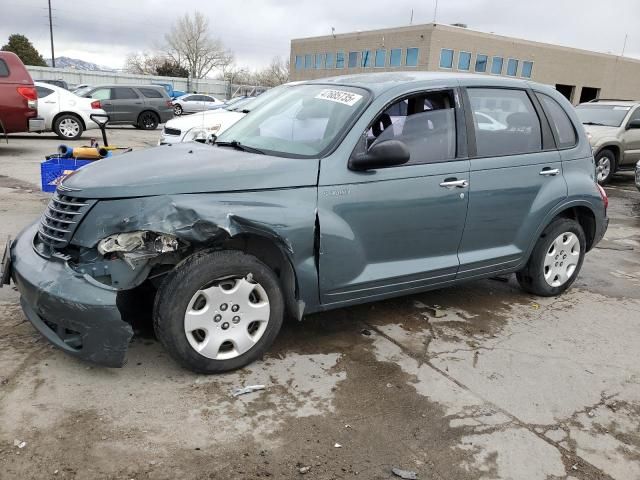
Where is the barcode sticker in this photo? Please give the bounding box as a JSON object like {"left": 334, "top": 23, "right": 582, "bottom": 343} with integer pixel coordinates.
{"left": 315, "top": 89, "right": 363, "bottom": 106}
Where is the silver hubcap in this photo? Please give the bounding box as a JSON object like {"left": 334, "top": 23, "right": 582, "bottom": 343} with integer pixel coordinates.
{"left": 543, "top": 232, "right": 581, "bottom": 287}
{"left": 174, "top": 106, "right": 181, "bottom": 115}
{"left": 596, "top": 157, "right": 611, "bottom": 182}
{"left": 184, "top": 276, "right": 270, "bottom": 360}
{"left": 59, "top": 118, "right": 80, "bottom": 137}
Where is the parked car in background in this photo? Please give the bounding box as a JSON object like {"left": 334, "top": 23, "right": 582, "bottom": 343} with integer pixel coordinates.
{"left": 576, "top": 100, "right": 640, "bottom": 184}
{"left": 0, "top": 51, "right": 41, "bottom": 135}
{"left": 33, "top": 81, "right": 106, "bottom": 140}
{"left": 172, "top": 93, "right": 224, "bottom": 115}
{"left": 81, "top": 84, "right": 173, "bottom": 130}
{"left": 71, "top": 83, "right": 91, "bottom": 94}
{"left": 159, "top": 86, "right": 286, "bottom": 144}
{"left": 5, "top": 73, "right": 608, "bottom": 373}
{"left": 39, "top": 79, "right": 70, "bottom": 90}
{"left": 636, "top": 160, "right": 640, "bottom": 192}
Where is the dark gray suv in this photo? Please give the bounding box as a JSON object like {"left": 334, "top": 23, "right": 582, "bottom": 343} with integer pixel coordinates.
{"left": 81, "top": 84, "right": 173, "bottom": 130}
{"left": 3, "top": 73, "right": 608, "bottom": 374}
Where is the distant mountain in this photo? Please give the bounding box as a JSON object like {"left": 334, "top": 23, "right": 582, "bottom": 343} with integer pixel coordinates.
{"left": 45, "top": 56, "right": 115, "bottom": 72}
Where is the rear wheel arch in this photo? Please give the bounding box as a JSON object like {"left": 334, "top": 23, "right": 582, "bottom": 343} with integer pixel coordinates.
{"left": 554, "top": 206, "right": 597, "bottom": 251}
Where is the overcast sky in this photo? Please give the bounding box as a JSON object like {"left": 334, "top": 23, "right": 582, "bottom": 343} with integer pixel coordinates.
{"left": 1, "top": 0, "right": 639, "bottom": 72}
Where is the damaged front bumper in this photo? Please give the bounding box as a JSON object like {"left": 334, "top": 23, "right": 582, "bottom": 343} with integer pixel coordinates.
{"left": 9, "top": 223, "right": 133, "bottom": 367}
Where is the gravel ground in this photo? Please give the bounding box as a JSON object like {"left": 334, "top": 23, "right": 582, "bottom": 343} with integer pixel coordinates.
{"left": 0, "top": 128, "right": 639, "bottom": 479}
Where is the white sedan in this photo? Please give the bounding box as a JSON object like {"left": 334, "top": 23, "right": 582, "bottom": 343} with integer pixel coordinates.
{"left": 34, "top": 82, "right": 106, "bottom": 140}
{"left": 172, "top": 94, "right": 224, "bottom": 115}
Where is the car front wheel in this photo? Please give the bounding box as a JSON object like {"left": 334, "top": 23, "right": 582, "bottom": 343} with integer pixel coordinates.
{"left": 153, "top": 250, "right": 284, "bottom": 373}
{"left": 516, "top": 218, "right": 586, "bottom": 297}
{"left": 173, "top": 104, "right": 183, "bottom": 115}
{"left": 53, "top": 114, "right": 83, "bottom": 140}
{"left": 595, "top": 149, "right": 615, "bottom": 185}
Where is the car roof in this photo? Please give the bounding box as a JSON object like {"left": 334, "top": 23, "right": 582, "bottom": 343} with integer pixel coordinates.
{"left": 302, "top": 71, "right": 537, "bottom": 96}
{"left": 89, "top": 84, "right": 165, "bottom": 90}
{"left": 35, "top": 81, "right": 69, "bottom": 94}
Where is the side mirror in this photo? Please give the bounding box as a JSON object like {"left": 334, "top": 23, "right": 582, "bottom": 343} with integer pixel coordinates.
{"left": 627, "top": 119, "right": 640, "bottom": 130}
{"left": 349, "top": 139, "right": 410, "bottom": 171}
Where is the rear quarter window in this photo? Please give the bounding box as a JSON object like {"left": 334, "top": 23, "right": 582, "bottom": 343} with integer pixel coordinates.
{"left": 36, "top": 86, "right": 54, "bottom": 97}
{"left": 537, "top": 93, "right": 577, "bottom": 148}
{"left": 0, "top": 59, "right": 9, "bottom": 77}
{"left": 139, "top": 88, "right": 163, "bottom": 98}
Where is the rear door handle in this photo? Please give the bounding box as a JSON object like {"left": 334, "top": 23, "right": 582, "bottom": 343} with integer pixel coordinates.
{"left": 439, "top": 179, "right": 469, "bottom": 188}
{"left": 539, "top": 168, "right": 560, "bottom": 176}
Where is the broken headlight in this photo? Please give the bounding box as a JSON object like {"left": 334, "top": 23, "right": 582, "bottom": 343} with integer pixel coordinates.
{"left": 98, "top": 231, "right": 179, "bottom": 256}
{"left": 184, "top": 124, "right": 221, "bottom": 144}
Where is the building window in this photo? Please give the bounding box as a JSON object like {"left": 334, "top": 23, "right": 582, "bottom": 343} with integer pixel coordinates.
{"left": 316, "top": 53, "right": 326, "bottom": 69}
{"left": 440, "top": 48, "right": 454, "bottom": 69}
{"left": 375, "top": 49, "right": 386, "bottom": 68}
{"left": 475, "top": 54, "right": 488, "bottom": 73}
{"left": 362, "top": 50, "right": 373, "bottom": 67}
{"left": 506, "top": 58, "right": 519, "bottom": 76}
{"left": 491, "top": 56, "right": 503, "bottom": 75}
{"left": 336, "top": 51, "right": 345, "bottom": 69}
{"left": 295, "top": 55, "right": 303, "bottom": 70}
{"left": 304, "top": 54, "right": 313, "bottom": 69}
{"left": 521, "top": 61, "right": 533, "bottom": 78}
{"left": 326, "top": 52, "right": 335, "bottom": 69}
{"left": 406, "top": 47, "right": 419, "bottom": 67}
{"left": 348, "top": 51, "right": 359, "bottom": 68}
{"left": 389, "top": 48, "right": 402, "bottom": 67}
{"left": 458, "top": 51, "right": 471, "bottom": 71}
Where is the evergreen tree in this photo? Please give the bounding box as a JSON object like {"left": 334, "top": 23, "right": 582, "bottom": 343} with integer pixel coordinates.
{"left": 1, "top": 34, "right": 47, "bottom": 67}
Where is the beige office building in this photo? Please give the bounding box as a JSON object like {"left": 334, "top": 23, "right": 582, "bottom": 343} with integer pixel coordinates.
{"left": 290, "top": 23, "right": 640, "bottom": 104}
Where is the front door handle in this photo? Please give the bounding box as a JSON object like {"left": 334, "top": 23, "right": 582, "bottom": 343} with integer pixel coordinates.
{"left": 539, "top": 168, "right": 560, "bottom": 176}
{"left": 439, "top": 179, "right": 469, "bottom": 188}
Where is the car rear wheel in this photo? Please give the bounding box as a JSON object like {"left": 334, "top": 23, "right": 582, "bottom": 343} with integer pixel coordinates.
{"left": 516, "top": 218, "right": 586, "bottom": 297}
{"left": 595, "top": 149, "right": 615, "bottom": 185}
{"left": 153, "top": 250, "right": 284, "bottom": 373}
{"left": 137, "top": 111, "right": 159, "bottom": 130}
{"left": 53, "top": 114, "right": 83, "bottom": 140}
{"left": 173, "top": 104, "right": 183, "bottom": 116}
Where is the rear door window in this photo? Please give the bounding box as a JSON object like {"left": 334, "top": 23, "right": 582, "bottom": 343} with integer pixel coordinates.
{"left": 536, "top": 93, "right": 577, "bottom": 148}
{"left": 139, "top": 88, "right": 163, "bottom": 98}
{"left": 90, "top": 88, "right": 112, "bottom": 100}
{"left": 467, "top": 88, "right": 542, "bottom": 157}
{"left": 0, "top": 59, "right": 9, "bottom": 77}
{"left": 112, "top": 87, "right": 139, "bottom": 100}
{"left": 367, "top": 90, "right": 457, "bottom": 165}
{"left": 36, "top": 86, "right": 55, "bottom": 98}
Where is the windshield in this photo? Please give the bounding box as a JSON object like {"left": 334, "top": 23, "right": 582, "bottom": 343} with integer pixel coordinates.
{"left": 225, "top": 97, "right": 253, "bottom": 111}
{"left": 575, "top": 104, "right": 631, "bottom": 127}
{"left": 216, "top": 84, "right": 370, "bottom": 158}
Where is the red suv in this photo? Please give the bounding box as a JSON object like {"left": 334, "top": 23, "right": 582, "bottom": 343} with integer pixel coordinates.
{"left": 0, "top": 52, "right": 43, "bottom": 135}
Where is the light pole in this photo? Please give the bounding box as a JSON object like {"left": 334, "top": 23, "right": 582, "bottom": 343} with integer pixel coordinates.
{"left": 48, "top": 0, "right": 55, "bottom": 67}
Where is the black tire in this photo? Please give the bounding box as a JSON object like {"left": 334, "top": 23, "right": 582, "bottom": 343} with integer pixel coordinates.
{"left": 153, "top": 250, "right": 285, "bottom": 373}
{"left": 595, "top": 149, "right": 616, "bottom": 185}
{"left": 53, "top": 113, "right": 84, "bottom": 140}
{"left": 173, "top": 104, "right": 183, "bottom": 116}
{"left": 516, "top": 218, "right": 586, "bottom": 297}
{"left": 137, "top": 111, "right": 159, "bottom": 130}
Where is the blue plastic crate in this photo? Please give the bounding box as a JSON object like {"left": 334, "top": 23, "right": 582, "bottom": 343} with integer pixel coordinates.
{"left": 41, "top": 157, "right": 93, "bottom": 192}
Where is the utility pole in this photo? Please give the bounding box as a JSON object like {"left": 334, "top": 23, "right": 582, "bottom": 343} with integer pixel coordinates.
{"left": 48, "top": 0, "right": 55, "bottom": 67}
{"left": 433, "top": 0, "right": 439, "bottom": 23}
{"left": 621, "top": 33, "right": 628, "bottom": 56}
{"left": 410, "top": 9, "right": 414, "bottom": 25}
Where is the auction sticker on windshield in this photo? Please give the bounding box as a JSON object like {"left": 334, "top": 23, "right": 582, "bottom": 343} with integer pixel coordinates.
{"left": 315, "top": 89, "right": 363, "bottom": 106}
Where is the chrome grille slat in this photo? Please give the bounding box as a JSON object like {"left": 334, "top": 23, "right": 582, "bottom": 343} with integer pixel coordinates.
{"left": 38, "top": 191, "right": 96, "bottom": 249}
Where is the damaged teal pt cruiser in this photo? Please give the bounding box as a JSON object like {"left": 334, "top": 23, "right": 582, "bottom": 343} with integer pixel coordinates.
{"left": 2, "top": 72, "right": 609, "bottom": 373}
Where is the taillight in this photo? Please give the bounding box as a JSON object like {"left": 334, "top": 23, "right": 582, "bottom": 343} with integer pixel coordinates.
{"left": 166, "top": 100, "right": 173, "bottom": 108}
{"left": 597, "top": 184, "right": 608, "bottom": 211}
{"left": 91, "top": 100, "right": 101, "bottom": 109}
{"left": 17, "top": 86, "right": 37, "bottom": 110}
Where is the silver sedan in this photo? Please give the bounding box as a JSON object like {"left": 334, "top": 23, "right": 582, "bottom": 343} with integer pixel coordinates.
{"left": 172, "top": 94, "right": 223, "bottom": 115}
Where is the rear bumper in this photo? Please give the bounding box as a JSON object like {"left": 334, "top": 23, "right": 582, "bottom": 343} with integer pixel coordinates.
{"left": 9, "top": 223, "right": 133, "bottom": 367}
{"left": 28, "top": 117, "right": 45, "bottom": 132}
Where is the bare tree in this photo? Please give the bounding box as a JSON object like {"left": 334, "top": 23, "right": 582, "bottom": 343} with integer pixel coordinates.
{"left": 164, "top": 11, "right": 233, "bottom": 79}
{"left": 124, "top": 52, "right": 166, "bottom": 75}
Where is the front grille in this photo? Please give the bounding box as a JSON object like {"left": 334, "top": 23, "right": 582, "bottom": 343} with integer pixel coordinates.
{"left": 38, "top": 191, "right": 96, "bottom": 249}
{"left": 164, "top": 127, "right": 181, "bottom": 136}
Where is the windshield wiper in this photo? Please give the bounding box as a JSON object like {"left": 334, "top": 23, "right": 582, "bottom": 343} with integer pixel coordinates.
{"left": 582, "top": 121, "right": 607, "bottom": 126}
{"left": 216, "top": 140, "right": 265, "bottom": 155}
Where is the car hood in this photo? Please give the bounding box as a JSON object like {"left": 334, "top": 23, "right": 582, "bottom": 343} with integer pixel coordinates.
{"left": 582, "top": 124, "right": 619, "bottom": 140}
{"left": 62, "top": 142, "right": 319, "bottom": 199}
{"left": 165, "top": 110, "right": 245, "bottom": 131}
